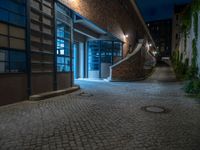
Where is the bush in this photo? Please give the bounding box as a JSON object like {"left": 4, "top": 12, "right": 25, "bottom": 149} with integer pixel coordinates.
{"left": 171, "top": 51, "right": 188, "bottom": 80}
{"left": 184, "top": 79, "right": 200, "bottom": 94}
{"left": 186, "top": 65, "right": 198, "bottom": 79}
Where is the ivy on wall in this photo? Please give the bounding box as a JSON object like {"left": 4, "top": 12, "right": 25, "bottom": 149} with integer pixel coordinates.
{"left": 181, "top": 0, "right": 199, "bottom": 79}
{"left": 190, "top": 0, "right": 199, "bottom": 79}
{"left": 172, "top": 0, "right": 200, "bottom": 95}
{"left": 193, "top": 12, "right": 198, "bottom": 39}
{"left": 182, "top": 6, "right": 191, "bottom": 51}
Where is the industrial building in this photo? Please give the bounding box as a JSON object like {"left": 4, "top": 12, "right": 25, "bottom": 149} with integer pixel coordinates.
{"left": 0, "top": 0, "right": 155, "bottom": 105}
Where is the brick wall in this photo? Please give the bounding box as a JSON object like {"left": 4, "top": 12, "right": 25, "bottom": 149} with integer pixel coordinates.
{"left": 0, "top": 74, "right": 28, "bottom": 106}
{"left": 58, "top": 0, "right": 155, "bottom": 81}
{"left": 110, "top": 42, "right": 155, "bottom": 81}
{"left": 59, "top": 0, "right": 149, "bottom": 56}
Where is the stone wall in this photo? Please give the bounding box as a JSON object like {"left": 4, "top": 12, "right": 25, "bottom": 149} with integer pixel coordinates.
{"left": 110, "top": 50, "right": 144, "bottom": 81}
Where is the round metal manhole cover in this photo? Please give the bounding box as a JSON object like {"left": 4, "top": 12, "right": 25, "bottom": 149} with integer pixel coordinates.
{"left": 141, "top": 106, "right": 168, "bottom": 113}
{"left": 78, "top": 92, "right": 93, "bottom": 97}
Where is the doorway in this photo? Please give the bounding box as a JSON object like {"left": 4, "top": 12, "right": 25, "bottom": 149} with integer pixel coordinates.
{"left": 87, "top": 40, "right": 123, "bottom": 79}
{"left": 73, "top": 42, "right": 85, "bottom": 79}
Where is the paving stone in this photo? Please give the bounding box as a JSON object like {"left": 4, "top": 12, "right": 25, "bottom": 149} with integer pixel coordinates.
{"left": 0, "top": 66, "right": 200, "bottom": 149}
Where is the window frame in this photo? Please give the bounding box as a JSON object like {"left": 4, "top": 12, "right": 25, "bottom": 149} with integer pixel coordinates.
{"left": 0, "top": 48, "right": 27, "bottom": 74}
{"left": 56, "top": 2, "right": 72, "bottom": 73}
{"left": 87, "top": 40, "right": 123, "bottom": 72}
{"left": 0, "top": 0, "right": 26, "bottom": 27}
{"left": 0, "top": 22, "right": 26, "bottom": 50}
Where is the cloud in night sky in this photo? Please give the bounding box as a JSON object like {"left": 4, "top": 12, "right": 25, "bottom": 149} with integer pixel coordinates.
{"left": 136, "top": 0, "right": 192, "bottom": 21}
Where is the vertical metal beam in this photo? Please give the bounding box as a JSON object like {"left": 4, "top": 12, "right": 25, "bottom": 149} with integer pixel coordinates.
{"left": 53, "top": 2, "right": 58, "bottom": 91}
{"left": 99, "top": 41, "right": 102, "bottom": 78}
{"left": 83, "top": 42, "right": 85, "bottom": 78}
{"left": 122, "top": 42, "right": 124, "bottom": 58}
{"left": 111, "top": 41, "right": 114, "bottom": 65}
{"left": 70, "top": 11, "right": 74, "bottom": 87}
{"left": 86, "top": 41, "right": 89, "bottom": 78}
{"left": 26, "top": 0, "right": 32, "bottom": 97}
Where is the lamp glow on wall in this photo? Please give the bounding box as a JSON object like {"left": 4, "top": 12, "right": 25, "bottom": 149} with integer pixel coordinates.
{"left": 146, "top": 42, "right": 153, "bottom": 51}
{"left": 64, "top": 0, "right": 75, "bottom": 4}
{"left": 152, "top": 51, "right": 158, "bottom": 56}
{"left": 125, "top": 34, "right": 129, "bottom": 38}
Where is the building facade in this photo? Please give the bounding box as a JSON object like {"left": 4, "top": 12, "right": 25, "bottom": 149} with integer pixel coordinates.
{"left": 171, "top": 5, "right": 187, "bottom": 55}
{"left": 173, "top": 4, "right": 200, "bottom": 77}
{"left": 0, "top": 0, "right": 155, "bottom": 106}
{"left": 172, "top": 1, "right": 200, "bottom": 76}
{"left": 147, "top": 19, "right": 172, "bottom": 58}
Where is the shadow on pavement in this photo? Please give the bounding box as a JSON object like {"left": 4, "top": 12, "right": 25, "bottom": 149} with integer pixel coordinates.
{"left": 144, "top": 61, "right": 177, "bottom": 83}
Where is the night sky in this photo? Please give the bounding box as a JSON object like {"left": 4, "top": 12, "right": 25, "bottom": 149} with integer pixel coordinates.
{"left": 136, "top": 0, "right": 192, "bottom": 22}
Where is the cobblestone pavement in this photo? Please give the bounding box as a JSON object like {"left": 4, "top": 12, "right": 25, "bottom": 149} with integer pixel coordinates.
{"left": 0, "top": 66, "right": 200, "bottom": 150}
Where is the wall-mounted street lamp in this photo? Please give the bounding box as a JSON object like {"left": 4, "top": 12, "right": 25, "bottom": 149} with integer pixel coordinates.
{"left": 146, "top": 42, "right": 152, "bottom": 51}
{"left": 152, "top": 51, "right": 158, "bottom": 56}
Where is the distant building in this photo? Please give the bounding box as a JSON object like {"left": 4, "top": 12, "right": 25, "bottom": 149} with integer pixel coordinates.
{"left": 171, "top": 4, "right": 188, "bottom": 55}
{"left": 147, "top": 19, "right": 172, "bottom": 58}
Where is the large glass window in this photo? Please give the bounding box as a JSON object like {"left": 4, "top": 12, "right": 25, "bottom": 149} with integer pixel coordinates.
{"left": 0, "top": 0, "right": 26, "bottom": 74}
{"left": 0, "top": 49, "right": 26, "bottom": 73}
{"left": 0, "top": 0, "right": 26, "bottom": 27}
{"left": 88, "top": 40, "right": 123, "bottom": 77}
{"left": 88, "top": 41, "right": 100, "bottom": 71}
{"left": 56, "top": 3, "right": 72, "bottom": 73}
{"left": 0, "top": 22, "right": 25, "bottom": 50}
{"left": 57, "top": 56, "right": 70, "bottom": 72}
{"left": 101, "top": 41, "right": 113, "bottom": 64}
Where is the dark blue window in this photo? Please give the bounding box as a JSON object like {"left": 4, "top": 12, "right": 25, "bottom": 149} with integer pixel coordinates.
{"left": 10, "top": 50, "right": 26, "bottom": 73}
{"left": 0, "top": 0, "right": 26, "bottom": 27}
{"left": 88, "top": 41, "right": 100, "bottom": 71}
{"left": 88, "top": 41, "right": 123, "bottom": 71}
{"left": 0, "top": 9, "right": 9, "bottom": 22}
{"left": 57, "top": 56, "right": 70, "bottom": 72}
{"left": 0, "top": 49, "right": 26, "bottom": 73}
{"left": 56, "top": 3, "right": 72, "bottom": 73}
{"left": 9, "top": 13, "right": 26, "bottom": 26}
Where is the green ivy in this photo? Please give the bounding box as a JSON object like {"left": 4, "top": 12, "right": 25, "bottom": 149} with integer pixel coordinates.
{"left": 182, "top": 7, "right": 192, "bottom": 33}
{"left": 184, "top": 0, "right": 199, "bottom": 80}
{"left": 181, "top": 0, "right": 200, "bottom": 96}
{"left": 193, "top": 12, "right": 198, "bottom": 39}
{"left": 184, "top": 32, "right": 187, "bottom": 52}
{"left": 182, "top": 0, "right": 200, "bottom": 37}
{"left": 192, "top": 39, "right": 197, "bottom": 68}
{"left": 171, "top": 50, "right": 188, "bottom": 80}
{"left": 184, "top": 79, "right": 200, "bottom": 94}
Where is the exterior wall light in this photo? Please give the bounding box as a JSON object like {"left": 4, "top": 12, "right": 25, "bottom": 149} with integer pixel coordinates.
{"left": 152, "top": 51, "right": 158, "bottom": 56}
{"left": 146, "top": 43, "right": 149, "bottom": 51}
{"left": 125, "top": 34, "right": 129, "bottom": 38}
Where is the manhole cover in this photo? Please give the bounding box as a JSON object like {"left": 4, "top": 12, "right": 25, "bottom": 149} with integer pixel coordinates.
{"left": 141, "top": 106, "right": 168, "bottom": 113}
{"left": 78, "top": 92, "right": 93, "bottom": 97}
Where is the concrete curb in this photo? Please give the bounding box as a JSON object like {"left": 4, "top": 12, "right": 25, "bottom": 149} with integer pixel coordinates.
{"left": 29, "top": 86, "right": 80, "bottom": 101}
